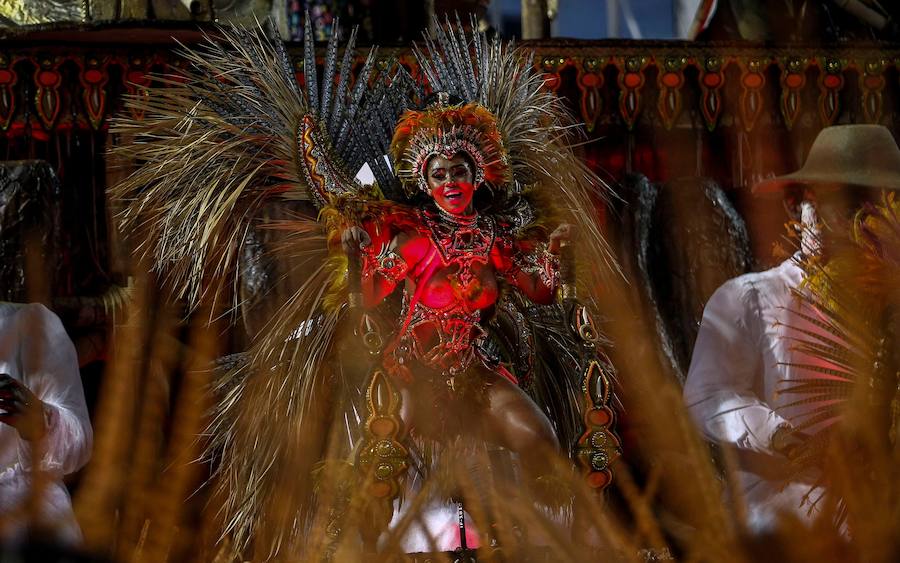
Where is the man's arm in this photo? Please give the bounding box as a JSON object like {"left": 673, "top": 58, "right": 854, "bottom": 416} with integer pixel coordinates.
{"left": 683, "top": 280, "right": 789, "bottom": 455}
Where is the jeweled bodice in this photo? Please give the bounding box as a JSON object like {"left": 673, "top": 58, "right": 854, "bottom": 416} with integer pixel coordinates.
{"left": 413, "top": 209, "right": 499, "bottom": 312}
{"left": 389, "top": 210, "right": 497, "bottom": 373}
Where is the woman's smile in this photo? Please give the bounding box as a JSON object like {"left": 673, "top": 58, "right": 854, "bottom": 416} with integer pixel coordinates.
{"left": 426, "top": 153, "right": 477, "bottom": 215}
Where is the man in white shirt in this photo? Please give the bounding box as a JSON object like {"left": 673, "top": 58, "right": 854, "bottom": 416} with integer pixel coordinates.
{"left": 683, "top": 124, "right": 900, "bottom": 531}
{"left": 0, "top": 302, "right": 93, "bottom": 546}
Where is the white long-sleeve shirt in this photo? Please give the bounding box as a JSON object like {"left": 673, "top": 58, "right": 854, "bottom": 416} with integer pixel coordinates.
{"left": 0, "top": 302, "right": 93, "bottom": 545}
{"left": 684, "top": 257, "right": 824, "bottom": 530}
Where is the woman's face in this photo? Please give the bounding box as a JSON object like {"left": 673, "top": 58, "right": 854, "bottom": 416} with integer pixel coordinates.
{"left": 426, "top": 153, "right": 476, "bottom": 216}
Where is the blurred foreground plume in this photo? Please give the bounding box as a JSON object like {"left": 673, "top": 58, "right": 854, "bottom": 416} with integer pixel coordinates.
{"left": 15, "top": 247, "right": 885, "bottom": 562}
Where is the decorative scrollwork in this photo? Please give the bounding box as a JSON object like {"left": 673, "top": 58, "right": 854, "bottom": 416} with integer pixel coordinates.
{"left": 357, "top": 370, "right": 408, "bottom": 501}
{"left": 574, "top": 359, "right": 621, "bottom": 491}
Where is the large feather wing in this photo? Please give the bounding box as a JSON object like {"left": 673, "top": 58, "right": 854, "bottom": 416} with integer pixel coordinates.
{"left": 110, "top": 20, "right": 418, "bottom": 559}
{"left": 111, "top": 19, "right": 409, "bottom": 313}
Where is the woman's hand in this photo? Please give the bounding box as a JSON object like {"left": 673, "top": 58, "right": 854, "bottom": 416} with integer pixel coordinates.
{"left": 341, "top": 225, "right": 371, "bottom": 256}
{"left": 0, "top": 374, "right": 46, "bottom": 442}
{"left": 548, "top": 223, "right": 576, "bottom": 254}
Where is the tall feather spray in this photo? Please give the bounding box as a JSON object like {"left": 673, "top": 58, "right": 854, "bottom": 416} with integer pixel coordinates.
{"left": 110, "top": 18, "right": 405, "bottom": 558}
{"left": 413, "top": 17, "right": 621, "bottom": 291}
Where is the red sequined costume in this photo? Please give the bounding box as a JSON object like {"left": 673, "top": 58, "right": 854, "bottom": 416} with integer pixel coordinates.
{"left": 358, "top": 205, "right": 558, "bottom": 387}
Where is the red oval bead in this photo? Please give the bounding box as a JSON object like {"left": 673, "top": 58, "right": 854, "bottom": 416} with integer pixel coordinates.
{"left": 743, "top": 73, "right": 763, "bottom": 89}
{"left": 369, "top": 481, "right": 392, "bottom": 498}
{"left": 864, "top": 75, "right": 884, "bottom": 90}
{"left": 371, "top": 417, "right": 396, "bottom": 437}
{"left": 84, "top": 69, "right": 103, "bottom": 84}
{"left": 702, "top": 73, "right": 721, "bottom": 88}
{"left": 587, "top": 471, "right": 611, "bottom": 489}
{"left": 784, "top": 73, "right": 803, "bottom": 88}
{"left": 543, "top": 74, "right": 560, "bottom": 89}
{"left": 37, "top": 70, "right": 60, "bottom": 87}
{"left": 623, "top": 72, "right": 642, "bottom": 89}
{"left": 587, "top": 408, "right": 612, "bottom": 426}
{"left": 580, "top": 72, "right": 600, "bottom": 88}
{"left": 0, "top": 69, "right": 12, "bottom": 84}
{"left": 822, "top": 74, "right": 842, "bottom": 89}
{"left": 661, "top": 72, "right": 681, "bottom": 88}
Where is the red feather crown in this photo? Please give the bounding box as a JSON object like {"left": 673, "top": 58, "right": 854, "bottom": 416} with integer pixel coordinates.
{"left": 390, "top": 102, "right": 510, "bottom": 194}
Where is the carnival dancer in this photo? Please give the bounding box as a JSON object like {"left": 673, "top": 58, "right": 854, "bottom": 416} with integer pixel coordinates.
{"left": 683, "top": 124, "right": 900, "bottom": 531}
{"left": 340, "top": 95, "right": 580, "bottom": 480}
{"left": 112, "top": 17, "right": 621, "bottom": 559}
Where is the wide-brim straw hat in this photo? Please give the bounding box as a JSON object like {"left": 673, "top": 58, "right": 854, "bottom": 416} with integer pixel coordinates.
{"left": 753, "top": 124, "right": 900, "bottom": 195}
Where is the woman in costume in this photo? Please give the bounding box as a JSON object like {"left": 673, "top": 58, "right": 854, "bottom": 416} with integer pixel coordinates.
{"left": 340, "top": 96, "right": 578, "bottom": 480}
{"left": 112, "top": 17, "right": 621, "bottom": 558}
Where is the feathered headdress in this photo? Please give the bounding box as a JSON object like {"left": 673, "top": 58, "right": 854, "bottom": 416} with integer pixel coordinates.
{"left": 391, "top": 101, "right": 509, "bottom": 193}
{"left": 409, "top": 17, "right": 620, "bottom": 273}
